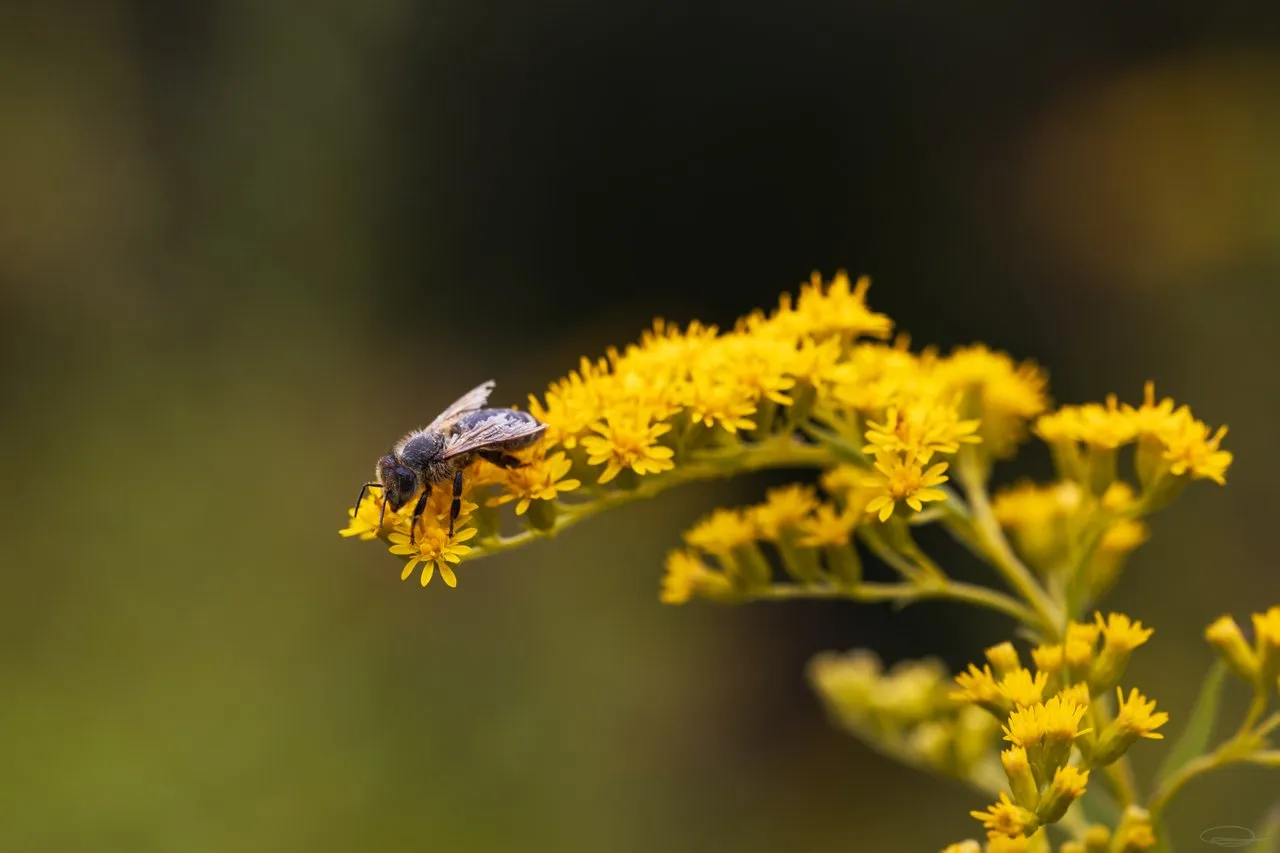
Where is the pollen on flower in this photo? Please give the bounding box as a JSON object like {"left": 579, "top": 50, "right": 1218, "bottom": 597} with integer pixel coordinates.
{"left": 865, "top": 451, "right": 950, "bottom": 522}
{"left": 969, "top": 792, "right": 1038, "bottom": 836}
{"left": 580, "top": 413, "right": 676, "bottom": 483}
{"left": 387, "top": 525, "right": 478, "bottom": 588}
{"left": 486, "top": 451, "right": 582, "bottom": 515}
{"left": 862, "top": 402, "right": 981, "bottom": 464}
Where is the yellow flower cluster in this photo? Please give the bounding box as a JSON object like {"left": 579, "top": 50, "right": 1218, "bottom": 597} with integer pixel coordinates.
{"left": 942, "top": 621, "right": 1167, "bottom": 850}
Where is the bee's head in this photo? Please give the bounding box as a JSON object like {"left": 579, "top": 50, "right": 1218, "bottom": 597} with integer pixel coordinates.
{"left": 376, "top": 454, "right": 419, "bottom": 511}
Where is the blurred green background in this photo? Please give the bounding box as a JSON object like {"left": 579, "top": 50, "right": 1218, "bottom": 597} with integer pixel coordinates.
{"left": 2, "top": 2, "right": 1278, "bottom": 850}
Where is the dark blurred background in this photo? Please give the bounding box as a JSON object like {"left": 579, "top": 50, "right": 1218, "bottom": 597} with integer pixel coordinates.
{"left": 2, "top": 2, "right": 1278, "bottom": 851}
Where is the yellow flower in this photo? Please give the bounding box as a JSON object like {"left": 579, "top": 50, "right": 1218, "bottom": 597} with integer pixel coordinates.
{"left": 683, "top": 375, "right": 758, "bottom": 433}
{"left": 992, "top": 481, "right": 1081, "bottom": 527}
{"left": 752, "top": 484, "right": 820, "bottom": 540}
{"left": 1002, "top": 695, "right": 1091, "bottom": 749}
{"left": 387, "top": 525, "right": 478, "bottom": 588}
{"left": 986, "top": 835, "right": 1030, "bottom": 853}
{"left": 863, "top": 402, "right": 981, "bottom": 464}
{"left": 998, "top": 668, "right": 1049, "bottom": 709}
{"left": 1091, "top": 688, "right": 1168, "bottom": 765}
{"left": 776, "top": 271, "right": 894, "bottom": 341}
{"left": 1035, "top": 396, "right": 1137, "bottom": 449}
{"left": 1115, "top": 688, "right": 1169, "bottom": 739}
{"left": 865, "top": 451, "right": 950, "bottom": 521}
{"left": 984, "top": 642, "right": 1022, "bottom": 677}
{"left": 940, "top": 843, "right": 982, "bottom": 853}
{"left": 1096, "top": 612, "right": 1154, "bottom": 653}
{"left": 1031, "top": 644, "right": 1064, "bottom": 675}
{"left": 795, "top": 502, "right": 859, "bottom": 547}
{"left": 684, "top": 507, "right": 758, "bottom": 555}
{"left": 1037, "top": 765, "right": 1089, "bottom": 824}
{"left": 954, "top": 663, "right": 1003, "bottom": 709}
{"left": 1157, "top": 410, "right": 1232, "bottom": 485}
{"left": 1252, "top": 605, "right": 1280, "bottom": 679}
{"left": 660, "top": 549, "right": 733, "bottom": 604}
{"left": 528, "top": 356, "right": 612, "bottom": 449}
{"left": 487, "top": 451, "right": 582, "bottom": 514}
{"left": 581, "top": 414, "right": 675, "bottom": 483}
{"left": 339, "top": 490, "right": 399, "bottom": 540}
{"left": 1205, "top": 614, "right": 1260, "bottom": 682}
{"left": 939, "top": 344, "right": 1050, "bottom": 458}
{"left": 970, "top": 792, "right": 1038, "bottom": 836}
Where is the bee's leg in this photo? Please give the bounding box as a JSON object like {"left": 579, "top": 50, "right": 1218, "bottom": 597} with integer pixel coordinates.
{"left": 448, "top": 469, "right": 464, "bottom": 536}
{"left": 410, "top": 485, "right": 432, "bottom": 545}
{"left": 478, "top": 450, "right": 523, "bottom": 468}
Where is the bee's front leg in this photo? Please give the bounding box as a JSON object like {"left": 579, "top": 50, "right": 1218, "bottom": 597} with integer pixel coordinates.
{"left": 449, "top": 469, "right": 463, "bottom": 536}
{"left": 410, "top": 485, "right": 432, "bottom": 545}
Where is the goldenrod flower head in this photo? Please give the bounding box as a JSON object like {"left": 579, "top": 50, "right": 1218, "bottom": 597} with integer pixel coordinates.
{"left": 939, "top": 344, "right": 1050, "bottom": 459}
{"left": 1112, "top": 806, "right": 1157, "bottom": 852}
{"left": 998, "top": 668, "right": 1049, "bottom": 709}
{"left": 661, "top": 549, "right": 733, "bottom": 604}
{"left": 1093, "top": 688, "right": 1169, "bottom": 765}
{"left": 486, "top": 451, "right": 581, "bottom": 515}
{"left": 1037, "top": 765, "right": 1089, "bottom": 824}
{"left": 1125, "top": 383, "right": 1232, "bottom": 486}
{"left": 1035, "top": 396, "right": 1137, "bottom": 449}
{"left": 1003, "top": 695, "right": 1091, "bottom": 749}
{"left": 1253, "top": 605, "right": 1280, "bottom": 650}
{"left": 940, "top": 842, "right": 982, "bottom": 853}
{"left": 782, "top": 271, "right": 894, "bottom": 341}
{"left": 683, "top": 374, "right": 758, "bottom": 434}
{"left": 993, "top": 481, "right": 1081, "bottom": 527}
{"left": 984, "top": 642, "right": 1022, "bottom": 678}
{"left": 1121, "top": 686, "right": 1172, "bottom": 732}
{"left": 1031, "top": 644, "right": 1064, "bottom": 675}
{"left": 1205, "top": 614, "right": 1260, "bottom": 682}
{"left": 1096, "top": 612, "right": 1154, "bottom": 653}
{"left": 684, "top": 507, "right": 758, "bottom": 555}
{"left": 795, "top": 502, "right": 859, "bottom": 548}
{"left": 985, "top": 835, "right": 1030, "bottom": 853}
{"left": 1252, "top": 605, "right": 1280, "bottom": 680}
{"left": 1065, "top": 620, "right": 1100, "bottom": 672}
{"left": 387, "top": 525, "right": 477, "bottom": 588}
{"left": 954, "top": 663, "right": 1004, "bottom": 711}
{"left": 752, "top": 484, "right": 820, "bottom": 540}
{"left": 970, "top": 792, "right": 1039, "bottom": 837}
{"left": 1000, "top": 746, "right": 1038, "bottom": 810}
{"left": 1056, "top": 682, "right": 1091, "bottom": 708}
{"left": 863, "top": 401, "right": 981, "bottom": 464}
{"left": 865, "top": 451, "right": 950, "bottom": 521}
{"left": 581, "top": 413, "right": 675, "bottom": 483}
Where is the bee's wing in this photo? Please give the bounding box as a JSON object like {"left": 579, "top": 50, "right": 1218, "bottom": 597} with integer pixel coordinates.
{"left": 426, "top": 380, "right": 496, "bottom": 431}
{"left": 440, "top": 413, "right": 546, "bottom": 460}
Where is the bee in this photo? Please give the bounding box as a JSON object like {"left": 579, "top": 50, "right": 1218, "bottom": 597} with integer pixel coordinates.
{"left": 354, "top": 380, "right": 546, "bottom": 542}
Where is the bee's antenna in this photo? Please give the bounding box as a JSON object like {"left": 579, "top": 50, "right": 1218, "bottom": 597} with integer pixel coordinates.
{"left": 354, "top": 481, "right": 382, "bottom": 521}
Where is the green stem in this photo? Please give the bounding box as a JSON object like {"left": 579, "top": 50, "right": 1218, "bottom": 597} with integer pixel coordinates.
{"left": 954, "top": 453, "right": 1063, "bottom": 638}
{"left": 756, "top": 578, "right": 1038, "bottom": 624}
{"left": 1147, "top": 691, "right": 1278, "bottom": 822}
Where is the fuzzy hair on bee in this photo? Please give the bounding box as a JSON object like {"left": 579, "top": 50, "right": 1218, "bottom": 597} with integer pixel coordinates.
{"left": 354, "top": 380, "right": 546, "bottom": 542}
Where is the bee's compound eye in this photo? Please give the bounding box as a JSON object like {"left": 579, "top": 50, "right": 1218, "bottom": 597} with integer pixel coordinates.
{"left": 395, "top": 466, "right": 416, "bottom": 496}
